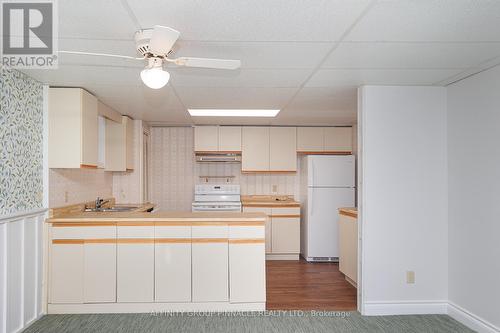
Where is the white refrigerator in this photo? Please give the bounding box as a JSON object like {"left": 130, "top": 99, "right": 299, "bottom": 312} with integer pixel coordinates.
{"left": 300, "top": 155, "right": 355, "bottom": 262}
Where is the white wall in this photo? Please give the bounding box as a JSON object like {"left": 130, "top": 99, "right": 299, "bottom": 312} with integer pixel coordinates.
{"left": 447, "top": 65, "right": 500, "bottom": 331}
{"left": 358, "top": 86, "right": 448, "bottom": 315}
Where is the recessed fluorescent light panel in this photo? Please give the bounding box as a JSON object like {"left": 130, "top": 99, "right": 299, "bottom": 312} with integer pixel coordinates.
{"left": 188, "top": 109, "right": 280, "bottom": 117}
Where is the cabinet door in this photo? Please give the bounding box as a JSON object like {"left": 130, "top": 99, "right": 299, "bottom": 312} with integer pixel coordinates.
{"left": 324, "top": 127, "right": 352, "bottom": 153}
{"left": 105, "top": 118, "right": 126, "bottom": 171}
{"left": 50, "top": 241, "right": 84, "bottom": 303}
{"left": 242, "top": 127, "right": 270, "bottom": 172}
{"left": 155, "top": 225, "right": 192, "bottom": 302}
{"left": 117, "top": 226, "right": 154, "bottom": 302}
{"left": 271, "top": 217, "right": 300, "bottom": 253}
{"left": 124, "top": 116, "right": 134, "bottom": 170}
{"left": 243, "top": 207, "right": 272, "bottom": 253}
{"left": 218, "top": 126, "right": 241, "bottom": 152}
{"left": 229, "top": 242, "right": 266, "bottom": 303}
{"left": 338, "top": 215, "right": 357, "bottom": 283}
{"left": 296, "top": 127, "right": 324, "bottom": 152}
{"left": 192, "top": 241, "right": 228, "bottom": 302}
{"left": 194, "top": 126, "right": 218, "bottom": 152}
{"left": 270, "top": 127, "right": 297, "bottom": 171}
{"left": 81, "top": 89, "right": 98, "bottom": 167}
{"left": 84, "top": 241, "right": 116, "bottom": 303}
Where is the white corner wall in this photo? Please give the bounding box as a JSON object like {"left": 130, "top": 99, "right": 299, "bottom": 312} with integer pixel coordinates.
{"left": 447, "top": 65, "right": 500, "bottom": 332}
{"left": 358, "top": 86, "right": 448, "bottom": 315}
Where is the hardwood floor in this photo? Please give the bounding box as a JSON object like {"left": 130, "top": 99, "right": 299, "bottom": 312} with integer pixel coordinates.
{"left": 266, "top": 259, "right": 357, "bottom": 311}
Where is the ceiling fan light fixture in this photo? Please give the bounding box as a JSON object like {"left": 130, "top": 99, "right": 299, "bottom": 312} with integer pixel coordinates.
{"left": 140, "top": 67, "right": 170, "bottom": 89}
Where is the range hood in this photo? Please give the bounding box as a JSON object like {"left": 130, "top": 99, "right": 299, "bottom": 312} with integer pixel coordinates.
{"left": 195, "top": 152, "right": 241, "bottom": 163}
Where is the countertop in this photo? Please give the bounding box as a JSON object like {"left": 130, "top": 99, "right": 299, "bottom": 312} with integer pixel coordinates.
{"left": 241, "top": 195, "right": 300, "bottom": 207}
{"left": 339, "top": 207, "right": 358, "bottom": 218}
{"left": 46, "top": 211, "right": 267, "bottom": 224}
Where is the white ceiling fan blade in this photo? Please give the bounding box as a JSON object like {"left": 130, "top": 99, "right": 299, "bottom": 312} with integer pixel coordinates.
{"left": 58, "top": 51, "right": 144, "bottom": 60}
{"left": 149, "top": 25, "right": 180, "bottom": 56}
{"left": 172, "top": 57, "right": 241, "bottom": 70}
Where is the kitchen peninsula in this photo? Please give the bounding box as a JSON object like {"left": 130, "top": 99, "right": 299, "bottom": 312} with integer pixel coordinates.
{"left": 45, "top": 209, "right": 267, "bottom": 313}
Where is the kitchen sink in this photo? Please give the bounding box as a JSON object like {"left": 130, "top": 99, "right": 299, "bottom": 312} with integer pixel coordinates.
{"left": 85, "top": 206, "right": 140, "bottom": 212}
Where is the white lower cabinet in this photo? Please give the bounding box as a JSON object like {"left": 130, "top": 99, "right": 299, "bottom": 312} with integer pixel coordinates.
{"left": 229, "top": 242, "right": 266, "bottom": 303}
{"left": 84, "top": 242, "right": 116, "bottom": 303}
{"left": 50, "top": 242, "right": 84, "bottom": 303}
{"left": 155, "top": 225, "right": 192, "bottom": 302}
{"left": 117, "top": 226, "right": 154, "bottom": 303}
{"left": 271, "top": 217, "right": 301, "bottom": 253}
{"left": 155, "top": 241, "right": 192, "bottom": 302}
{"left": 242, "top": 207, "right": 272, "bottom": 253}
{"left": 192, "top": 241, "right": 229, "bottom": 302}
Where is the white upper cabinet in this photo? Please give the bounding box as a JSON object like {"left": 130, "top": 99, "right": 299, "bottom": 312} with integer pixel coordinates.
{"left": 194, "top": 126, "right": 219, "bottom": 152}
{"left": 218, "top": 126, "right": 242, "bottom": 152}
{"left": 242, "top": 127, "right": 270, "bottom": 172}
{"left": 296, "top": 127, "right": 324, "bottom": 152}
{"left": 48, "top": 88, "right": 98, "bottom": 168}
{"left": 124, "top": 116, "right": 134, "bottom": 170}
{"left": 297, "top": 127, "right": 353, "bottom": 153}
{"left": 269, "top": 127, "right": 297, "bottom": 171}
{"left": 105, "top": 116, "right": 134, "bottom": 172}
{"left": 324, "top": 127, "right": 352, "bottom": 152}
{"left": 194, "top": 126, "right": 241, "bottom": 152}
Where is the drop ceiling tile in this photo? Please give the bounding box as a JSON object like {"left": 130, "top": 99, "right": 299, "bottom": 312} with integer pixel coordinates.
{"left": 59, "top": 0, "right": 139, "bottom": 39}
{"left": 58, "top": 38, "right": 142, "bottom": 67}
{"left": 171, "top": 41, "right": 332, "bottom": 69}
{"left": 22, "top": 65, "right": 142, "bottom": 86}
{"left": 346, "top": 0, "right": 500, "bottom": 42}
{"left": 169, "top": 68, "right": 311, "bottom": 87}
{"left": 272, "top": 110, "right": 357, "bottom": 126}
{"left": 323, "top": 42, "right": 500, "bottom": 69}
{"left": 175, "top": 87, "right": 299, "bottom": 109}
{"left": 305, "top": 68, "right": 464, "bottom": 87}
{"left": 285, "top": 87, "right": 357, "bottom": 111}
{"left": 83, "top": 84, "right": 187, "bottom": 122}
{"left": 127, "top": 0, "right": 372, "bottom": 41}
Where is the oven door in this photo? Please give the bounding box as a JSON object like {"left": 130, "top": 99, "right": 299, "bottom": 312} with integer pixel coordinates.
{"left": 191, "top": 202, "right": 242, "bottom": 212}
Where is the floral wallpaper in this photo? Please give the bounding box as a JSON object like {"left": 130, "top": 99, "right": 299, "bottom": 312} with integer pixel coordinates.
{"left": 0, "top": 67, "right": 43, "bottom": 215}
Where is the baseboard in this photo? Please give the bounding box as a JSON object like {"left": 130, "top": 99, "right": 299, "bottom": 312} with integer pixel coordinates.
{"left": 48, "top": 302, "right": 266, "bottom": 314}
{"left": 363, "top": 300, "right": 448, "bottom": 316}
{"left": 447, "top": 302, "right": 500, "bottom": 333}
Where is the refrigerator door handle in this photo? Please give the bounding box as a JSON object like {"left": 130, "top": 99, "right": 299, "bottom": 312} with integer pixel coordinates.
{"left": 311, "top": 187, "right": 314, "bottom": 216}
{"left": 311, "top": 159, "right": 315, "bottom": 186}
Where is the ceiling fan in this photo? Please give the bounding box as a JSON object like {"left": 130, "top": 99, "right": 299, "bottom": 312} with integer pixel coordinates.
{"left": 59, "top": 25, "right": 241, "bottom": 89}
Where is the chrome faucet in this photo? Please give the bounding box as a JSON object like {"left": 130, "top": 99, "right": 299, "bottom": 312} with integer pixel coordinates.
{"left": 95, "top": 197, "right": 109, "bottom": 210}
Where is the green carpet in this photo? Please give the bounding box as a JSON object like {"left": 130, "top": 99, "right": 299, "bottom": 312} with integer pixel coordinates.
{"left": 23, "top": 311, "right": 474, "bottom": 333}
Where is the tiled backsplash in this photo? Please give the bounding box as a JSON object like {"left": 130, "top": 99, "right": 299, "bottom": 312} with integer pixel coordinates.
{"left": 49, "top": 168, "right": 113, "bottom": 208}
{"left": 195, "top": 162, "right": 300, "bottom": 198}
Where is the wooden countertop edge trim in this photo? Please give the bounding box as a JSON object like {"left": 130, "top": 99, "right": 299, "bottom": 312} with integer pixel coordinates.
{"left": 339, "top": 210, "right": 358, "bottom": 218}
{"left": 297, "top": 151, "right": 352, "bottom": 155}
{"left": 49, "top": 220, "right": 265, "bottom": 226}
{"left": 269, "top": 214, "right": 301, "bottom": 218}
{"left": 191, "top": 238, "right": 228, "bottom": 243}
{"left": 52, "top": 238, "right": 265, "bottom": 244}
{"left": 242, "top": 203, "right": 300, "bottom": 207}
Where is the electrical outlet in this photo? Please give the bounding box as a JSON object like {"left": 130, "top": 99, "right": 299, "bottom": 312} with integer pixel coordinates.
{"left": 406, "top": 271, "right": 415, "bottom": 284}
{"left": 272, "top": 185, "right": 278, "bottom": 193}
{"left": 64, "top": 191, "right": 69, "bottom": 203}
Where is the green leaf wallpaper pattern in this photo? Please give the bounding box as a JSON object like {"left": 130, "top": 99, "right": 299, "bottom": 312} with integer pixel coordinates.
{"left": 0, "top": 67, "right": 43, "bottom": 216}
